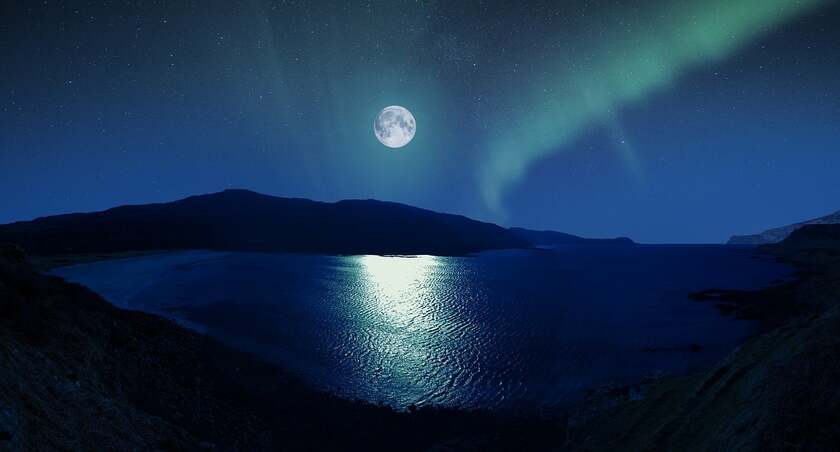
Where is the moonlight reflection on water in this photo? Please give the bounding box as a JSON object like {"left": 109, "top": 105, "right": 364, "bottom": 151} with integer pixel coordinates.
{"left": 51, "top": 247, "right": 792, "bottom": 412}
{"left": 353, "top": 255, "right": 455, "bottom": 406}
{"left": 359, "top": 255, "right": 438, "bottom": 327}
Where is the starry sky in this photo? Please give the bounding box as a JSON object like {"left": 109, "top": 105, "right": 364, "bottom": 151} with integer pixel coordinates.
{"left": 2, "top": 0, "right": 839, "bottom": 243}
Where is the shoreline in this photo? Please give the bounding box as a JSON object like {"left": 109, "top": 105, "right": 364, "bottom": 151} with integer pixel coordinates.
{"left": 5, "top": 243, "right": 822, "bottom": 450}
{"left": 29, "top": 250, "right": 179, "bottom": 272}
{"left": 1, "top": 245, "right": 562, "bottom": 450}
{"left": 43, "top": 246, "right": 786, "bottom": 412}
{"left": 566, "top": 241, "right": 840, "bottom": 450}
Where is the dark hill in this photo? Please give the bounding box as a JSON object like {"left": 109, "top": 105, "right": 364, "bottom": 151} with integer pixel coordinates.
{"left": 509, "top": 227, "right": 634, "bottom": 246}
{"left": 762, "top": 224, "right": 840, "bottom": 262}
{"left": 0, "top": 190, "right": 528, "bottom": 256}
{"left": 0, "top": 190, "right": 632, "bottom": 257}
{"left": 777, "top": 223, "right": 840, "bottom": 250}
{"left": 728, "top": 210, "right": 840, "bottom": 245}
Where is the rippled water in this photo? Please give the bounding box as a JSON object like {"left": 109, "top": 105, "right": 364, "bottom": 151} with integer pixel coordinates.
{"left": 53, "top": 245, "right": 790, "bottom": 412}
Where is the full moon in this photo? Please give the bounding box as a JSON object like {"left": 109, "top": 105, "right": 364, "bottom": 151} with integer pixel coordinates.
{"left": 374, "top": 106, "right": 416, "bottom": 148}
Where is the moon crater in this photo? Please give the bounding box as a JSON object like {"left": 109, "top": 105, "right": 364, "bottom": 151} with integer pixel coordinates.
{"left": 374, "top": 106, "right": 416, "bottom": 148}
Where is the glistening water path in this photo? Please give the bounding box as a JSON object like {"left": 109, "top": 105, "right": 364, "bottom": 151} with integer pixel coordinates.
{"left": 53, "top": 245, "right": 791, "bottom": 412}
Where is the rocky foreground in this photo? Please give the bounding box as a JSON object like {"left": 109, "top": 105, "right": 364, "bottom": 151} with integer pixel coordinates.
{"left": 0, "top": 244, "right": 560, "bottom": 451}
{"left": 567, "top": 225, "right": 840, "bottom": 451}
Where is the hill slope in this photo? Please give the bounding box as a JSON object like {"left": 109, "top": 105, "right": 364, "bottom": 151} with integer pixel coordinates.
{"left": 509, "top": 227, "right": 634, "bottom": 246}
{"left": 569, "top": 225, "right": 840, "bottom": 451}
{"left": 0, "top": 190, "right": 632, "bottom": 257}
{"left": 0, "top": 190, "right": 528, "bottom": 256}
{"left": 728, "top": 210, "right": 840, "bottom": 245}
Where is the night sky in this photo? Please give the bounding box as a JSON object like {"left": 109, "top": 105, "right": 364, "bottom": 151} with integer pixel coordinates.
{"left": 2, "top": 0, "right": 839, "bottom": 243}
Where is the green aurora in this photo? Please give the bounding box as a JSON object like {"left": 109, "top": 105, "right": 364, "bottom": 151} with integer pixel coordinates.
{"left": 478, "top": 0, "right": 827, "bottom": 212}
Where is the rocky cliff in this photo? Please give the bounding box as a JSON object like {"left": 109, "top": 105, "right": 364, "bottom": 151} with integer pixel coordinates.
{"left": 728, "top": 210, "right": 840, "bottom": 245}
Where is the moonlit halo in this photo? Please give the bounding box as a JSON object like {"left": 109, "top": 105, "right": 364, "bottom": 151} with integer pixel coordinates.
{"left": 374, "top": 105, "right": 416, "bottom": 148}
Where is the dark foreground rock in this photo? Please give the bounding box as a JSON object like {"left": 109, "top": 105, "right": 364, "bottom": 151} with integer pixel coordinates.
{"left": 0, "top": 244, "right": 562, "bottom": 451}
{"left": 567, "top": 227, "right": 840, "bottom": 451}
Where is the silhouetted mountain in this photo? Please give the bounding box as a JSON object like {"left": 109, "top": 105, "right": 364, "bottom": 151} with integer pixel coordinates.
{"left": 509, "top": 227, "right": 635, "bottom": 246}
{"left": 0, "top": 190, "right": 533, "bottom": 256}
{"left": 0, "top": 190, "right": 635, "bottom": 256}
{"left": 764, "top": 224, "right": 840, "bottom": 261}
{"left": 728, "top": 210, "right": 840, "bottom": 245}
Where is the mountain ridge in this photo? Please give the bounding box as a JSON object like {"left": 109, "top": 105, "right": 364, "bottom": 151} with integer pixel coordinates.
{"left": 728, "top": 210, "right": 840, "bottom": 245}
{"left": 0, "top": 189, "right": 632, "bottom": 256}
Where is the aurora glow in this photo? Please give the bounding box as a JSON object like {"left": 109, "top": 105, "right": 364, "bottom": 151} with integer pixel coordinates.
{"left": 4, "top": 1, "right": 840, "bottom": 242}
{"left": 479, "top": 0, "right": 828, "bottom": 211}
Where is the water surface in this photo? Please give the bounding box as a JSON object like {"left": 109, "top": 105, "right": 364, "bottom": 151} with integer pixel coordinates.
{"left": 53, "top": 245, "right": 790, "bottom": 412}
